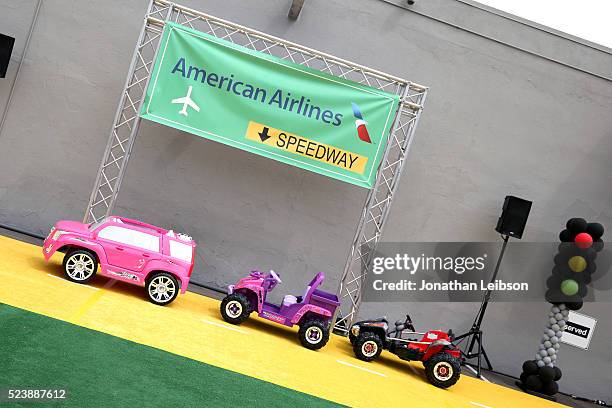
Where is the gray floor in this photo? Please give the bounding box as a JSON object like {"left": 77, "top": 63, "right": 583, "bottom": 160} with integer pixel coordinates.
{"left": 1, "top": 226, "right": 606, "bottom": 407}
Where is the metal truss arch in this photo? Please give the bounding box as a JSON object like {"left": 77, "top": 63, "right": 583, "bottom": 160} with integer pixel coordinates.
{"left": 84, "top": 0, "right": 428, "bottom": 332}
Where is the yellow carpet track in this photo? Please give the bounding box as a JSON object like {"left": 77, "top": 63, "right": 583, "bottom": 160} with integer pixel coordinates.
{"left": 0, "top": 235, "right": 564, "bottom": 407}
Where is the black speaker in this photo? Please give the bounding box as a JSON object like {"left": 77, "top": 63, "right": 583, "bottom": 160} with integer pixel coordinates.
{"left": 0, "top": 33, "right": 16, "bottom": 78}
{"left": 495, "top": 195, "right": 532, "bottom": 239}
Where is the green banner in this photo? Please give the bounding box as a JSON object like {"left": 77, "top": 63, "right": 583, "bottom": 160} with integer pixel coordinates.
{"left": 140, "top": 22, "right": 400, "bottom": 188}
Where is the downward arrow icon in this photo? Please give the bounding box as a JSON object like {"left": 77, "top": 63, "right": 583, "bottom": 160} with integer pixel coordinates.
{"left": 258, "top": 127, "right": 271, "bottom": 142}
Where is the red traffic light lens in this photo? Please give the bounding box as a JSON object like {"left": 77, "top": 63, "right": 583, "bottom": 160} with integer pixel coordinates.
{"left": 574, "top": 232, "right": 593, "bottom": 249}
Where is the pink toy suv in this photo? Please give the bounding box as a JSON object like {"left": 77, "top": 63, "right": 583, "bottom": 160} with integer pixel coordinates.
{"left": 42, "top": 216, "right": 196, "bottom": 305}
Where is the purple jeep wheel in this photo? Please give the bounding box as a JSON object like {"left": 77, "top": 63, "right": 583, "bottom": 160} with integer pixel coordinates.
{"left": 305, "top": 326, "right": 323, "bottom": 344}
{"left": 298, "top": 319, "right": 330, "bottom": 350}
{"left": 220, "top": 293, "right": 251, "bottom": 324}
{"left": 225, "top": 300, "right": 243, "bottom": 319}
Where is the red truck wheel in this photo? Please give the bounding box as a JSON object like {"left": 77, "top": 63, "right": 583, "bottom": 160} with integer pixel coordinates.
{"left": 353, "top": 332, "right": 383, "bottom": 361}
{"left": 424, "top": 353, "right": 461, "bottom": 388}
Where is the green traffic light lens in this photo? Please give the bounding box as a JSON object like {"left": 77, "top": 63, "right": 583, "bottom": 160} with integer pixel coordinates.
{"left": 561, "top": 279, "right": 579, "bottom": 296}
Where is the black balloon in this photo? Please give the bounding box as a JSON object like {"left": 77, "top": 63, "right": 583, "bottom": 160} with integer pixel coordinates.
{"left": 545, "top": 289, "right": 563, "bottom": 304}
{"left": 525, "top": 375, "right": 543, "bottom": 391}
{"left": 559, "top": 229, "right": 573, "bottom": 242}
{"left": 553, "top": 366, "right": 562, "bottom": 381}
{"left": 523, "top": 360, "right": 539, "bottom": 375}
{"left": 551, "top": 266, "right": 563, "bottom": 276}
{"left": 541, "top": 380, "right": 559, "bottom": 396}
{"left": 567, "top": 218, "right": 587, "bottom": 234}
{"left": 586, "top": 223, "right": 604, "bottom": 240}
{"left": 566, "top": 300, "right": 583, "bottom": 311}
{"left": 553, "top": 253, "right": 566, "bottom": 266}
{"left": 573, "top": 272, "right": 592, "bottom": 285}
{"left": 539, "top": 366, "right": 555, "bottom": 382}
{"left": 593, "top": 240, "right": 604, "bottom": 252}
{"left": 583, "top": 247, "right": 597, "bottom": 261}
{"left": 546, "top": 275, "right": 561, "bottom": 288}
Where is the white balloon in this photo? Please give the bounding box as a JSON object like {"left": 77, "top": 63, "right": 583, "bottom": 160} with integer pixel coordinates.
{"left": 537, "top": 360, "right": 545, "bottom": 367}
{"left": 543, "top": 356, "right": 552, "bottom": 364}
{"left": 552, "top": 306, "right": 560, "bottom": 313}
{"left": 547, "top": 348, "right": 556, "bottom": 356}
{"left": 544, "top": 341, "right": 552, "bottom": 348}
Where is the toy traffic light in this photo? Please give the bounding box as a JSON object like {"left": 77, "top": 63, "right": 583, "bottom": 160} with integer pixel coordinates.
{"left": 519, "top": 218, "right": 604, "bottom": 398}
{"left": 545, "top": 218, "right": 605, "bottom": 310}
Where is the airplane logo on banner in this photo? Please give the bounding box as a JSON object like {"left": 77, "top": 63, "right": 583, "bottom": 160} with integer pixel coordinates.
{"left": 172, "top": 86, "right": 200, "bottom": 116}
{"left": 351, "top": 102, "right": 371, "bottom": 143}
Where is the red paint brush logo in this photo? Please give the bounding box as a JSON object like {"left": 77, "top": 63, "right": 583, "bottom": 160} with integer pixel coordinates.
{"left": 352, "top": 102, "right": 371, "bottom": 143}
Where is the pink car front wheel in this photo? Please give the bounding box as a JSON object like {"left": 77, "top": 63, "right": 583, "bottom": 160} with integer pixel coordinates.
{"left": 62, "top": 250, "right": 98, "bottom": 284}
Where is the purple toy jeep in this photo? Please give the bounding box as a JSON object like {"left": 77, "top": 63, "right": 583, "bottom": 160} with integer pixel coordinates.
{"left": 220, "top": 271, "right": 339, "bottom": 350}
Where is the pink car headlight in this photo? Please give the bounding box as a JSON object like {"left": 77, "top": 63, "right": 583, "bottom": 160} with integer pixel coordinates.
{"left": 52, "top": 230, "right": 68, "bottom": 240}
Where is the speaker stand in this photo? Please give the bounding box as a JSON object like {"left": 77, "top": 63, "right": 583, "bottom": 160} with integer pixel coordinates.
{"left": 454, "top": 234, "right": 509, "bottom": 378}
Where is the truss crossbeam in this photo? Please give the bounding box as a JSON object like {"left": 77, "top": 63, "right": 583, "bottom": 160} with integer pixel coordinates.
{"left": 83, "top": 1, "right": 427, "bottom": 332}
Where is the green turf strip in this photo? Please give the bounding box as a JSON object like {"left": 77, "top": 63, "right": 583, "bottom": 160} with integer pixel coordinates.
{"left": 0, "top": 304, "right": 341, "bottom": 408}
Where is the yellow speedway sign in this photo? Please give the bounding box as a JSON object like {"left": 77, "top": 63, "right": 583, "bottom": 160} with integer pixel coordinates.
{"left": 245, "top": 122, "right": 368, "bottom": 174}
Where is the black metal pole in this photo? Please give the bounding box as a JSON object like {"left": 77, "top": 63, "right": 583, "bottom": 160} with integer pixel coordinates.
{"left": 456, "top": 234, "right": 510, "bottom": 377}
{"left": 472, "top": 234, "right": 509, "bottom": 329}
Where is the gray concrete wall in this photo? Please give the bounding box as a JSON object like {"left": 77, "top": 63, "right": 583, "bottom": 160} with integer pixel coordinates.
{"left": 1, "top": 0, "right": 611, "bottom": 400}
{"left": 0, "top": 1, "right": 38, "bottom": 123}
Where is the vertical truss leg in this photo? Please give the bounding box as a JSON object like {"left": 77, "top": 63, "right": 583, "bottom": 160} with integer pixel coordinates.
{"left": 83, "top": 1, "right": 173, "bottom": 223}
{"left": 333, "top": 84, "right": 428, "bottom": 333}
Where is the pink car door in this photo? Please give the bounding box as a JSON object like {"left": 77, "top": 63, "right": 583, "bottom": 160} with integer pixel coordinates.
{"left": 96, "top": 225, "right": 160, "bottom": 272}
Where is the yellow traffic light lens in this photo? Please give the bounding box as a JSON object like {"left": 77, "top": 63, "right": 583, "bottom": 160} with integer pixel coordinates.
{"left": 568, "top": 256, "right": 587, "bottom": 273}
